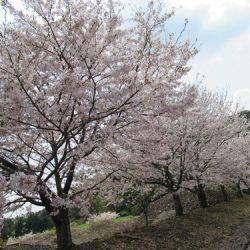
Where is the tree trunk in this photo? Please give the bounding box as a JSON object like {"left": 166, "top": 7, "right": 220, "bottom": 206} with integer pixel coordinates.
{"left": 220, "top": 185, "right": 229, "bottom": 202}
{"left": 236, "top": 182, "right": 243, "bottom": 198}
{"left": 195, "top": 184, "right": 208, "bottom": 208}
{"left": 143, "top": 207, "right": 149, "bottom": 227}
{"left": 52, "top": 208, "right": 74, "bottom": 250}
{"left": 172, "top": 192, "right": 183, "bottom": 216}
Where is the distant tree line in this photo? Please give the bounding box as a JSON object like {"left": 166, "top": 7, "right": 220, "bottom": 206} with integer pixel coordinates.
{"left": 1, "top": 210, "right": 54, "bottom": 239}
{"left": 1, "top": 194, "right": 112, "bottom": 239}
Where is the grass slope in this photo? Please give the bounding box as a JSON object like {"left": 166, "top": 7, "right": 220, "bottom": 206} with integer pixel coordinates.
{"left": 79, "top": 197, "right": 250, "bottom": 250}
{"left": 5, "top": 197, "right": 250, "bottom": 250}
{"left": 5, "top": 215, "right": 139, "bottom": 249}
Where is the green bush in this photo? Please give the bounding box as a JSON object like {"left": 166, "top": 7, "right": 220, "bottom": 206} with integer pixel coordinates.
{"left": 1, "top": 210, "right": 54, "bottom": 238}
{"left": 89, "top": 194, "right": 108, "bottom": 214}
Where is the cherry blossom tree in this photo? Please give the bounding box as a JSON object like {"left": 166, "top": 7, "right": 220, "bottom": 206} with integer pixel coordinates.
{"left": 108, "top": 88, "right": 198, "bottom": 216}
{"left": 180, "top": 91, "right": 247, "bottom": 207}
{"left": 0, "top": 0, "right": 197, "bottom": 248}
{"left": 217, "top": 132, "right": 250, "bottom": 198}
{"left": 101, "top": 170, "right": 167, "bottom": 226}
{"left": 111, "top": 88, "right": 248, "bottom": 215}
{"left": 0, "top": 176, "right": 6, "bottom": 232}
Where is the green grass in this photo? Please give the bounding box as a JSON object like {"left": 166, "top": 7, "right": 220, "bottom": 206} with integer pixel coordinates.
{"left": 71, "top": 222, "right": 91, "bottom": 230}
{"left": 111, "top": 215, "right": 136, "bottom": 223}
{"left": 71, "top": 215, "right": 137, "bottom": 230}
{"left": 39, "top": 228, "right": 55, "bottom": 236}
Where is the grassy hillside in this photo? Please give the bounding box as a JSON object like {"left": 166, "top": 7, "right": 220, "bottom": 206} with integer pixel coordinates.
{"left": 5, "top": 196, "right": 250, "bottom": 250}
{"left": 5, "top": 215, "right": 139, "bottom": 249}
{"left": 80, "top": 197, "right": 250, "bottom": 250}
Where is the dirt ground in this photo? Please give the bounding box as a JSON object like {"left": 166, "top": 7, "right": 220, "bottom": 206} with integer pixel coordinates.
{"left": 4, "top": 196, "right": 250, "bottom": 250}
{"left": 78, "top": 197, "right": 250, "bottom": 250}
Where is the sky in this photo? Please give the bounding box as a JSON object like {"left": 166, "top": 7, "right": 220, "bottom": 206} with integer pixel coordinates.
{"left": 0, "top": 0, "right": 249, "bottom": 110}
{"left": 124, "top": 0, "right": 250, "bottom": 109}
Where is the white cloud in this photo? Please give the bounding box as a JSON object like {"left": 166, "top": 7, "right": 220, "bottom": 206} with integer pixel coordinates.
{"left": 234, "top": 88, "right": 250, "bottom": 109}
{"left": 190, "top": 28, "right": 250, "bottom": 108}
{"left": 122, "top": 0, "right": 250, "bottom": 108}
{"left": 166, "top": 0, "right": 250, "bottom": 30}
{"left": 124, "top": 0, "right": 250, "bottom": 30}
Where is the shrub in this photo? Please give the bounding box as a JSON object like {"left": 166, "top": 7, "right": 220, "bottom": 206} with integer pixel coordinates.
{"left": 88, "top": 212, "right": 118, "bottom": 223}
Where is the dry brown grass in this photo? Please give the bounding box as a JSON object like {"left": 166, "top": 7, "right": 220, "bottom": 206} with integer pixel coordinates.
{"left": 79, "top": 196, "right": 250, "bottom": 250}
{"left": 5, "top": 216, "right": 140, "bottom": 249}
{"left": 4, "top": 196, "right": 250, "bottom": 250}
